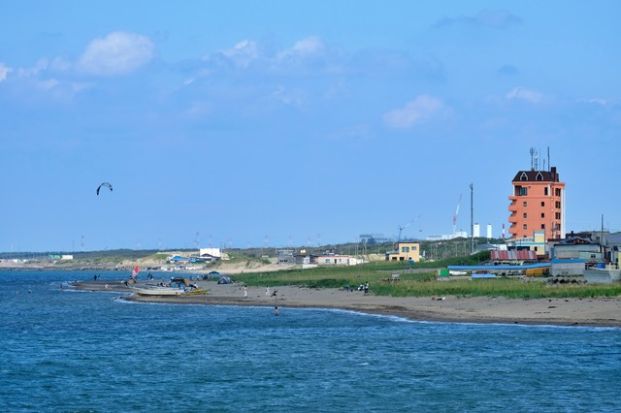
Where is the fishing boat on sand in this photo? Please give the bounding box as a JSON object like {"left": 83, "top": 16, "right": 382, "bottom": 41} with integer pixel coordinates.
{"left": 131, "top": 286, "right": 186, "bottom": 296}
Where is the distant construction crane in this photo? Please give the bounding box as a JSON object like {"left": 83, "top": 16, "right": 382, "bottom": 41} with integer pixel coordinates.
{"left": 452, "top": 194, "right": 462, "bottom": 234}
{"left": 397, "top": 222, "right": 411, "bottom": 242}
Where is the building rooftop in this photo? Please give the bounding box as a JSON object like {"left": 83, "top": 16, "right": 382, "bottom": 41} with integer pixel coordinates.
{"left": 512, "top": 167, "right": 561, "bottom": 183}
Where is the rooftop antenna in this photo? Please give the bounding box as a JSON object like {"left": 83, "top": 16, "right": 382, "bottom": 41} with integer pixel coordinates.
{"left": 547, "top": 146, "right": 551, "bottom": 171}
{"left": 470, "top": 183, "right": 474, "bottom": 253}
{"left": 530, "top": 147, "right": 535, "bottom": 170}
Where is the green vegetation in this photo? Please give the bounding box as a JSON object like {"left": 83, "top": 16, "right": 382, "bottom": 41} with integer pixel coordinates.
{"left": 373, "top": 279, "right": 621, "bottom": 299}
{"left": 232, "top": 252, "right": 621, "bottom": 299}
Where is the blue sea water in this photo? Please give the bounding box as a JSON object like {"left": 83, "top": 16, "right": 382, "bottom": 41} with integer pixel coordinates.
{"left": 1, "top": 271, "right": 620, "bottom": 412}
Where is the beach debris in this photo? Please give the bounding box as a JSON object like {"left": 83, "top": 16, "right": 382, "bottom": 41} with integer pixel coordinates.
{"left": 96, "top": 182, "right": 113, "bottom": 196}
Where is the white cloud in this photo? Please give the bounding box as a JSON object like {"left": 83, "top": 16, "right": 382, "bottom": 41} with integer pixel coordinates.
{"left": 506, "top": 87, "right": 544, "bottom": 104}
{"left": 221, "top": 40, "right": 259, "bottom": 68}
{"left": 383, "top": 95, "right": 445, "bottom": 128}
{"left": 78, "top": 32, "right": 154, "bottom": 76}
{"left": 277, "top": 36, "right": 325, "bottom": 60}
{"left": 17, "top": 57, "right": 70, "bottom": 78}
{"left": 579, "top": 97, "right": 613, "bottom": 107}
{"left": 0, "top": 62, "right": 12, "bottom": 82}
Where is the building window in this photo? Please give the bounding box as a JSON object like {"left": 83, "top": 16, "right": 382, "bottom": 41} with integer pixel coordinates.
{"left": 541, "top": 224, "right": 545, "bottom": 229}
{"left": 555, "top": 212, "right": 561, "bottom": 219}
{"left": 523, "top": 224, "right": 527, "bottom": 230}
{"left": 555, "top": 201, "right": 561, "bottom": 208}
{"left": 555, "top": 188, "right": 561, "bottom": 196}
{"left": 401, "top": 246, "right": 410, "bottom": 253}
{"left": 544, "top": 187, "right": 549, "bottom": 196}
{"left": 523, "top": 212, "right": 527, "bottom": 218}
{"left": 541, "top": 213, "right": 545, "bottom": 218}
{"left": 541, "top": 201, "right": 545, "bottom": 207}
{"left": 523, "top": 201, "right": 528, "bottom": 207}
{"left": 412, "top": 246, "right": 417, "bottom": 251}
{"left": 519, "top": 187, "right": 528, "bottom": 196}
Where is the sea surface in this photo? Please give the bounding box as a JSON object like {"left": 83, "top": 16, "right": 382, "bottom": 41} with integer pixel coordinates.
{"left": 1, "top": 270, "right": 620, "bottom": 412}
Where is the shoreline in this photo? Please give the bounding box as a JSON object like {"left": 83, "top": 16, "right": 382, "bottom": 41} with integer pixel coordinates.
{"left": 123, "top": 294, "right": 621, "bottom": 328}
{"left": 73, "top": 281, "right": 621, "bottom": 328}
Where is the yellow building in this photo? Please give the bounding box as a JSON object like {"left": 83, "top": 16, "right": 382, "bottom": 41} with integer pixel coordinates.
{"left": 386, "top": 242, "right": 420, "bottom": 262}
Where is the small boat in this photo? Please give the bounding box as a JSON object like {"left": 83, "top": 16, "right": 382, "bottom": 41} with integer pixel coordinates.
{"left": 131, "top": 286, "right": 186, "bottom": 296}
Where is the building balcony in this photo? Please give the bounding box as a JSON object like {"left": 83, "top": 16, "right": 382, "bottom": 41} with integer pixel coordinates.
{"left": 508, "top": 215, "right": 518, "bottom": 223}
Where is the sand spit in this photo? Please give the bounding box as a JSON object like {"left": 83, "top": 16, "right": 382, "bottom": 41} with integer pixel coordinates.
{"left": 73, "top": 281, "right": 621, "bottom": 327}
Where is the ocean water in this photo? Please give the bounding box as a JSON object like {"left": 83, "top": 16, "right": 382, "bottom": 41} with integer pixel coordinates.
{"left": 1, "top": 271, "right": 620, "bottom": 412}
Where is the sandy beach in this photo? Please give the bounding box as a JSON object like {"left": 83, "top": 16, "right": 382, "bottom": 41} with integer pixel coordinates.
{"left": 73, "top": 281, "right": 621, "bottom": 327}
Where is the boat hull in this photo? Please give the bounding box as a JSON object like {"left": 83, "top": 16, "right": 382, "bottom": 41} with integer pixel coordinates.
{"left": 131, "top": 287, "right": 186, "bottom": 296}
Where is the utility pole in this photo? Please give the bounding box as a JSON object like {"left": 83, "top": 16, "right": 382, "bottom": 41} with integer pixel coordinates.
{"left": 470, "top": 183, "right": 474, "bottom": 254}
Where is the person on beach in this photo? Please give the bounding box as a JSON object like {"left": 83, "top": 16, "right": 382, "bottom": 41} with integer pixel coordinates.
{"left": 364, "top": 282, "right": 369, "bottom": 295}
{"left": 243, "top": 286, "right": 248, "bottom": 298}
{"left": 266, "top": 287, "right": 270, "bottom": 296}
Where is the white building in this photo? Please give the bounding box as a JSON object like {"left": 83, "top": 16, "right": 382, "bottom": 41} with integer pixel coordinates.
{"left": 486, "top": 224, "right": 493, "bottom": 240}
{"left": 315, "top": 255, "right": 363, "bottom": 266}
{"left": 199, "top": 248, "right": 221, "bottom": 258}
{"left": 473, "top": 223, "right": 481, "bottom": 238}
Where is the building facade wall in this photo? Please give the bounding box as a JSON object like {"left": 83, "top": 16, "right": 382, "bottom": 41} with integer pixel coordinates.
{"left": 386, "top": 242, "right": 420, "bottom": 262}
{"left": 508, "top": 169, "right": 565, "bottom": 240}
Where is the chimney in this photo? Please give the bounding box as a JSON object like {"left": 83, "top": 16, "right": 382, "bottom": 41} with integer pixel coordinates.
{"left": 551, "top": 166, "right": 557, "bottom": 181}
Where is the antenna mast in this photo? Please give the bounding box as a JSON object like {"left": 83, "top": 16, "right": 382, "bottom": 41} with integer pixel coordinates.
{"left": 470, "top": 183, "right": 474, "bottom": 253}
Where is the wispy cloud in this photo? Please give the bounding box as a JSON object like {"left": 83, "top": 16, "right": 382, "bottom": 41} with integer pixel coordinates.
{"left": 271, "top": 85, "right": 304, "bottom": 106}
{"left": 78, "top": 32, "right": 154, "bottom": 76}
{"left": 506, "top": 87, "right": 544, "bottom": 104}
{"left": 435, "top": 10, "right": 522, "bottom": 29}
{"left": 0, "top": 62, "right": 11, "bottom": 82}
{"left": 201, "top": 36, "right": 329, "bottom": 75}
{"left": 578, "top": 97, "right": 615, "bottom": 107}
{"left": 220, "top": 40, "right": 260, "bottom": 68}
{"left": 277, "top": 36, "right": 325, "bottom": 60}
{"left": 383, "top": 95, "right": 445, "bottom": 129}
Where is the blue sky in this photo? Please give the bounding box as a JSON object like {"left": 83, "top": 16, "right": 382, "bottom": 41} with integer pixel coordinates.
{"left": 1, "top": 1, "right": 620, "bottom": 251}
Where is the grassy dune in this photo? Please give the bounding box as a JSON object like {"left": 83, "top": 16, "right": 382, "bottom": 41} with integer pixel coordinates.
{"left": 232, "top": 254, "right": 621, "bottom": 299}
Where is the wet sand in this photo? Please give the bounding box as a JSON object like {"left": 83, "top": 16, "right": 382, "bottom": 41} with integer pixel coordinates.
{"left": 73, "top": 281, "right": 621, "bottom": 327}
